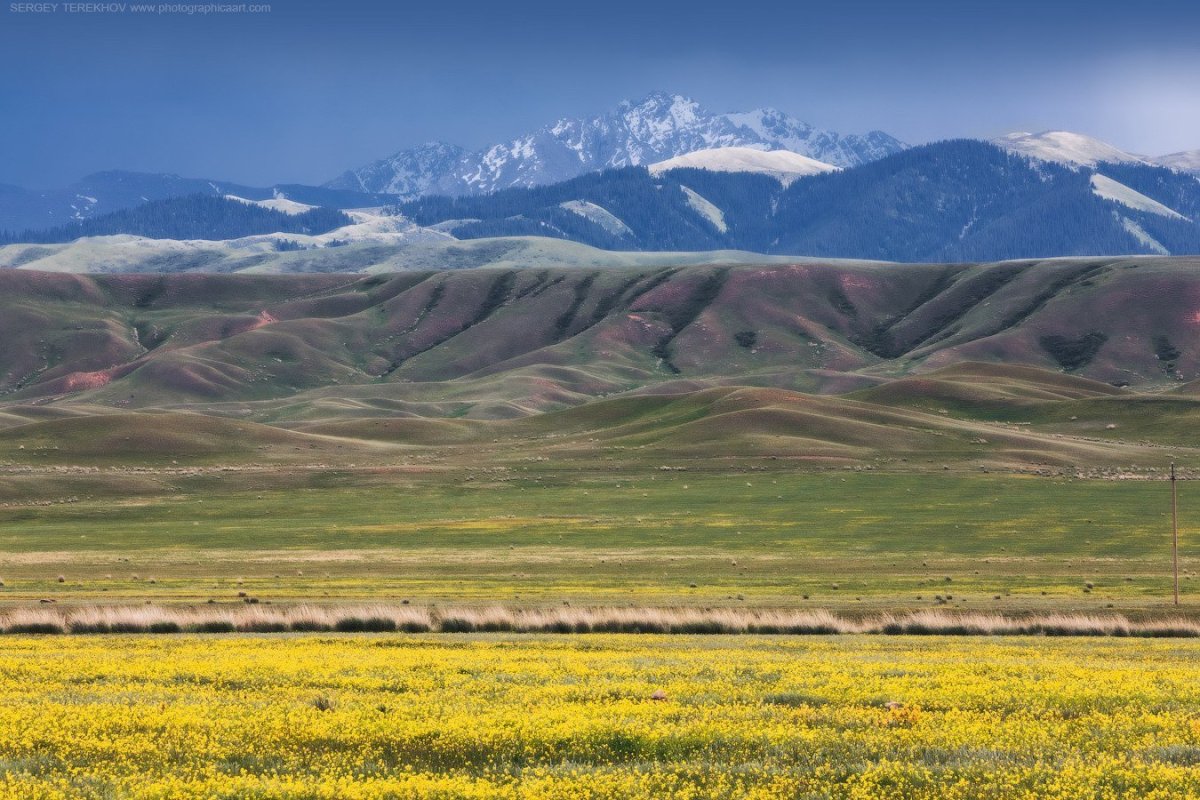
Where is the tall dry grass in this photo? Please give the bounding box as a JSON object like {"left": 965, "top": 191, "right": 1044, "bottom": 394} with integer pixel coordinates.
{"left": 2, "top": 605, "right": 1200, "bottom": 637}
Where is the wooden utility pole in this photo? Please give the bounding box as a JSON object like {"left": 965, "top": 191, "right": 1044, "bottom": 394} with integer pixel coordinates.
{"left": 1173, "top": 463, "right": 1180, "bottom": 606}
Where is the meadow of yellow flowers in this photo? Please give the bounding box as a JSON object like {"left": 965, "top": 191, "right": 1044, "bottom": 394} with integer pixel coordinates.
{"left": 2, "top": 633, "right": 1200, "bottom": 799}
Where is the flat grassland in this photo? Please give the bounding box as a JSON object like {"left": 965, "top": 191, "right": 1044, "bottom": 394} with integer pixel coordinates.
{"left": 0, "top": 470, "right": 1193, "bottom": 613}
{"left": 3, "top": 633, "right": 1200, "bottom": 799}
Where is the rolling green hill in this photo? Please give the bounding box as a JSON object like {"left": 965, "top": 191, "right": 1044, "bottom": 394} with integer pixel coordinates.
{"left": 0, "top": 255, "right": 1197, "bottom": 477}
{"left": 1, "top": 256, "right": 1197, "bottom": 413}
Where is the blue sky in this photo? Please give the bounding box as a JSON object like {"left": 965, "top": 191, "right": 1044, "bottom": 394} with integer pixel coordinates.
{"left": 1, "top": 0, "right": 1198, "bottom": 188}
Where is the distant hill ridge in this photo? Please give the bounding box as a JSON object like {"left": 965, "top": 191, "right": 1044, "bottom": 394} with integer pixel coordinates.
{"left": 0, "top": 195, "right": 350, "bottom": 244}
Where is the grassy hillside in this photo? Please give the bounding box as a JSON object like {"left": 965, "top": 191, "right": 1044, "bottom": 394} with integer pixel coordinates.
{"left": 1, "top": 257, "right": 1197, "bottom": 412}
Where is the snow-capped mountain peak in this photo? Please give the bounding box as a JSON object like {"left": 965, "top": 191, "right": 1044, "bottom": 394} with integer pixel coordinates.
{"left": 992, "top": 131, "right": 1148, "bottom": 168}
{"left": 327, "top": 92, "right": 906, "bottom": 199}
{"left": 326, "top": 141, "right": 467, "bottom": 197}
{"left": 723, "top": 108, "right": 815, "bottom": 144}
{"left": 1153, "top": 150, "right": 1200, "bottom": 176}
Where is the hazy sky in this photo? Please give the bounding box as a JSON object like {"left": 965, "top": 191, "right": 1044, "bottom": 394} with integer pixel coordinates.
{"left": 2, "top": 0, "right": 1198, "bottom": 188}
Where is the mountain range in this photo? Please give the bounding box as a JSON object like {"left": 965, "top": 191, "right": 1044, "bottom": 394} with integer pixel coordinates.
{"left": 324, "top": 92, "right": 906, "bottom": 198}
{"left": 2, "top": 91, "right": 1199, "bottom": 266}
{"left": 1, "top": 92, "right": 901, "bottom": 233}
{"left": 4, "top": 138, "right": 1200, "bottom": 268}
{"left": 398, "top": 140, "right": 1200, "bottom": 261}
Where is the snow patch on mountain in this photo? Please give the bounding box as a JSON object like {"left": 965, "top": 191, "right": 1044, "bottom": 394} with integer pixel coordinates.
{"left": 225, "top": 194, "right": 317, "bottom": 216}
{"left": 993, "top": 131, "right": 1148, "bottom": 168}
{"left": 649, "top": 146, "right": 837, "bottom": 185}
{"left": 329, "top": 92, "right": 904, "bottom": 199}
{"left": 678, "top": 186, "right": 727, "bottom": 233}
{"left": 221, "top": 198, "right": 446, "bottom": 244}
{"left": 1090, "top": 174, "right": 1188, "bottom": 220}
{"left": 1121, "top": 217, "right": 1170, "bottom": 255}
{"left": 312, "top": 207, "right": 453, "bottom": 246}
{"left": 70, "top": 194, "right": 98, "bottom": 220}
{"left": 559, "top": 200, "right": 634, "bottom": 238}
